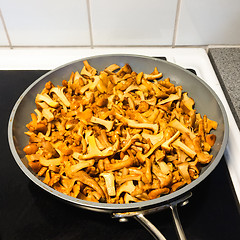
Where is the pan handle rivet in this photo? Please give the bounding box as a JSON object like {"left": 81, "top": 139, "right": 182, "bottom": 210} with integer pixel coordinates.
{"left": 180, "top": 200, "right": 189, "bottom": 207}
{"left": 119, "top": 217, "right": 128, "bottom": 223}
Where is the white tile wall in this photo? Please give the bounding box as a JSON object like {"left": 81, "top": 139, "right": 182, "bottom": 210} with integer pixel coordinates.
{"left": 90, "top": 0, "right": 178, "bottom": 46}
{"left": 0, "top": 0, "right": 90, "bottom": 46}
{"left": 0, "top": 0, "right": 240, "bottom": 47}
{"left": 176, "top": 0, "right": 240, "bottom": 45}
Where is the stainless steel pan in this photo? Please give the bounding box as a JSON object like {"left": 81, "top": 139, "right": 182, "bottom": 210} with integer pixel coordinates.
{"left": 8, "top": 54, "right": 228, "bottom": 240}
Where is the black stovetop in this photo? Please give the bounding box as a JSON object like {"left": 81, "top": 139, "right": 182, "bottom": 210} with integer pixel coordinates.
{"left": 1, "top": 70, "right": 240, "bottom": 240}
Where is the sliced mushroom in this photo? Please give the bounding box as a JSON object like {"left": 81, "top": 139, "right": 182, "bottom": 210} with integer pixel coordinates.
{"left": 50, "top": 87, "right": 70, "bottom": 107}
{"left": 90, "top": 116, "right": 114, "bottom": 132}
{"left": 83, "top": 60, "right": 97, "bottom": 76}
{"left": 116, "top": 180, "right": 136, "bottom": 199}
{"left": 104, "top": 155, "right": 134, "bottom": 171}
{"left": 116, "top": 113, "right": 159, "bottom": 134}
{"left": 142, "top": 131, "right": 164, "bottom": 145}
{"left": 169, "top": 119, "right": 196, "bottom": 139}
{"left": 66, "top": 160, "right": 95, "bottom": 177}
{"left": 73, "top": 135, "right": 119, "bottom": 160}
{"left": 178, "top": 162, "right": 191, "bottom": 184}
{"left": 73, "top": 170, "right": 105, "bottom": 199}
{"left": 152, "top": 164, "right": 172, "bottom": 188}
{"left": 42, "top": 108, "right": 54, "bottom": 122}
{"left": 158, "top": 94, "right": 180, "bottom": 105}
{"left": 193, "top": 137, "right": 213, "bottom": 164}
{"left": 36, "top": 93, "right": 59, "bottom": 108}
{"left": 39, "top": 157, "right": 61, "bottom": 166}
{"left": 203, "top": 115, "right": 218, "bottom": 133}
{"left": 124, "top": 193, "right": 141, "bottom": 203}
{"left": 148, "top": 188, "right": 169, "bottom": 199}
{"left": 172, "top": 138, "right": 197, "bottom": 159}
{"left": 143, "top": 72, "right": 163, "bottom": 80}
{"left": 100, "top": 172, "right": 116, "bottom": 197}
{"left": 104, "top": 63, "right": 120, "bottom": 73}
{"left": 161, "top": 131, "right": 180, "bottom": 152}
{"left": 121, "top": 134, "right": 142, "bottom": 152}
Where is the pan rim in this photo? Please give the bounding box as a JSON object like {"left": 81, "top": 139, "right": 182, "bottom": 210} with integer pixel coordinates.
{"left": 8, "top": 53, "right": 229, "bottom": 212}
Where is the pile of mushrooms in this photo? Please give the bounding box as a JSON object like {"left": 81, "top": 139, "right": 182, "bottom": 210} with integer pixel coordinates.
{"left": 23, "top": 60, "right": 217, "bottom": 203}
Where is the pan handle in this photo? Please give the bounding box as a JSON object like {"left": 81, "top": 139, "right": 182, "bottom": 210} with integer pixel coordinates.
{"left": 113, "top": 192, "right": 192, "bottom": 240}
{"left": 170, "top": 203, "right": 187, "bottom": 240}
{"left": 133, "top": 204, "right": 188, "bottom": 240}
{"left": 134, "top": 214, "right": 167, "bottom": 240}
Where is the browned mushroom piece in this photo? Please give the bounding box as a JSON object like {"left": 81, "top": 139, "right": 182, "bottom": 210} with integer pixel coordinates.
{"left": 83, "top": 60, "right": 97, "bottom": 76}
{"left": 158, "top": 94, "right": 180, "bottom": 105}
{"left": 205, "top": 134, "right": 216, "bottom": 147}
{"left": 73, "top": 170, "right": 105, "bottom": 199}
{"left": 23, "top": 143, "right": 38, "bottom": 155}
{"left": 104, "top": 63, "right": 120, "bottom": 73}
{"left": 90, "top": 116, "right": 114, "bottom": 132}
{"left": 115, "top": 113, "right": 159, "bottom": 134}
{"left": 169, "top": 119, "right": 196, "bottom": 139}
{"left": 152, "top": 164, "right": 172, "bottom": 188}
{"left": 100, "top": 172, "right": 116, "bottom": 197}
{"left": 72, "top": 135, "right": 118, "bottom": 160}
{"left": 66, "top": 160, "right": 95, "bottom": 177}
{"left": 115, "top": 174, "right": 142, "bottom": 185}
{"left": 177, "top": 162, "right": 191, "bottom": 184}
{"left": 161, "top": 131, "right": 180, "bottom": 152}
{"left": 203, "top": 115, "right": 218, "bottom": 133}
{"left": 50, "top": 87, "right": 70, "bottom": 107}
{"left": 193, "top": 136, "right": 213, "bottom": 164}
{"left": 35, "top": 93, "right": 59, "bottom": 108}
{"left": 105, "top": 156, "right": 134, "bottom": 171}
{"left": 144, "top": 72, "right": 163, "bottom": 80}
{"left": 171, "top": 181, "right": 186, "bottom": 192}
{"left": 148, "top": 188, "right": 170, "bottom": 199}
{"left": 116, "top": 180, "right": 136, "bottom": 199}
{"left": 172, "top": 138, "right": 197, "bottom": 159}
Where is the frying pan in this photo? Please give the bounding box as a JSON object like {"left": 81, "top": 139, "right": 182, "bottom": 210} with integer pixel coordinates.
{"left": 8, "top": 54, "right": 228, "bottom": 240}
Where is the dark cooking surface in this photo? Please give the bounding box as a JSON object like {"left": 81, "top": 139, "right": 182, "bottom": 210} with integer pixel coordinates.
{"left": 1, "top": 70, "right": 240, "bottom": 240}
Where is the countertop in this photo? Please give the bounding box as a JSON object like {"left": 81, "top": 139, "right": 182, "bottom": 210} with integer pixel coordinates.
{"left": 208, "top": 48, "right": 240, "bottom": 129}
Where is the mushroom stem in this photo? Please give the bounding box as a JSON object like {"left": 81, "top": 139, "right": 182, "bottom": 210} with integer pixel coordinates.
{"left": 172, "top": 138, "right": 197, "bottom": 159}
{"left": 74, "top": 170, "right": 105, "bottom": 199}
{"left": 50, "top": 87, "right": 70, "bottom": 107}
{"left": 169, "top": 119, "right": 196, "bottom": 139}
{"left": 36, "top": 93, "right": 59, "bottom": 108}
{"left": 105, "top": 156, "right": 134, "bottom": 171}
{"left": 100, "top": 172, "right": 116, "bottom": 197}
{"left": 161, "top": 131, "right": 180, "bottom": 152}
{"left": 116, "top": 113, "right": 159, "bottom": 134}
{"left": 90, "top": 116, "right": 114, "bottom": 132}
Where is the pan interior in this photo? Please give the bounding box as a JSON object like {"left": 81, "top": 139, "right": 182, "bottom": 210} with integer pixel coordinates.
{"left": 9, "top": 54, "right": 228, "bottom": 212}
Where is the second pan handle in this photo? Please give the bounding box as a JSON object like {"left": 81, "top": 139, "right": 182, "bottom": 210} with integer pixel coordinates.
{"left": 134, "top": 202, "right": 188, "bottom": 240}
{"left": 170, "top": 202, "right": 188, "bottom": 240}
{"left": 134, "top": 213, "right": 167, "bottom": 240}
{"left": 113, "top": 192, "right": 192, "bottom": 240}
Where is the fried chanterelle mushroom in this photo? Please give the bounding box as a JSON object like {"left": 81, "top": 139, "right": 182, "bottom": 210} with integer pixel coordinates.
{"left": 23, "top": 60, "right": 218, "bottom": 204}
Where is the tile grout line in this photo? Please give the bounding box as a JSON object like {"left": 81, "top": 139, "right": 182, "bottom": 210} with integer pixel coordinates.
{"left": 172, "top": 0, "right": 182, "bottom": 48}
{"left": 86, "top": 0, "right": 94, "bottom": 49}
{"left": 0, "top": 8, "right": 13, "bottom": 49}
{"left": 0, "top": 45, "right": 211, "bottom": 49}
